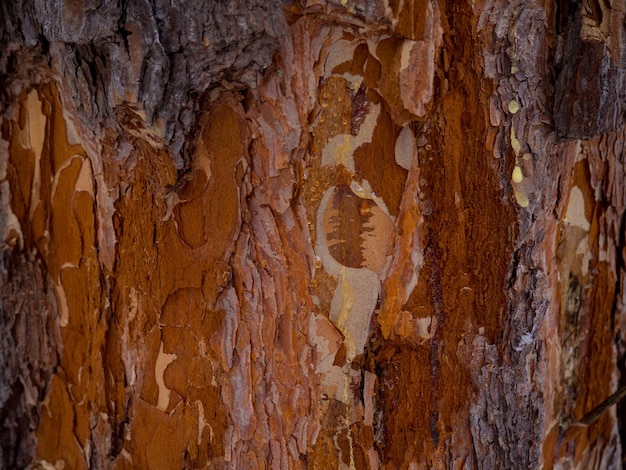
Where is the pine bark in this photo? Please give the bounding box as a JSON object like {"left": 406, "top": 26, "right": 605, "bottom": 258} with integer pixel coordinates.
{"left": 1, "top": 1, "right": 626, "bottom": 468}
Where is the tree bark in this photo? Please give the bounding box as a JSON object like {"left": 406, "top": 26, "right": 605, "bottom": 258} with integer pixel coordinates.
{"left": 1, "top": 0, "right": 626, "bottom": 468}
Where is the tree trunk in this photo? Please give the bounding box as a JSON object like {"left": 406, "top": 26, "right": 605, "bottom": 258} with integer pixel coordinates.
{"left": 1, "top": 0, "right": 626, "bottom": 468}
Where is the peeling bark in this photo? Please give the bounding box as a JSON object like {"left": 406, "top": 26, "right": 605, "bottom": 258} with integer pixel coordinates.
{"left": 2, "top": 0, "right": 626, "bottom": 469}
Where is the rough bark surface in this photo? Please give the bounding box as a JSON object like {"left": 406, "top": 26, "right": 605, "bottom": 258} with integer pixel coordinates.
{"left": 1, "top": 0, "right": 626, "bottom": 469}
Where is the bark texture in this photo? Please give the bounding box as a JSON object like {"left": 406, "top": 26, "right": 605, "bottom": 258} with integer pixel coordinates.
{"left": 1, "top": 0, "right": 626, "bottom": 469}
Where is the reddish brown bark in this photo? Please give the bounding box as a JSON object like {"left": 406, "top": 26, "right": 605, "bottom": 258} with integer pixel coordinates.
{"left": 1, "top": 1, "right": 626, "bottom": 468}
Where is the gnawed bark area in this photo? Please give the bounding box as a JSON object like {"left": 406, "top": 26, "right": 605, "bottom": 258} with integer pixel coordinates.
{"left": 1, "top": 1, "right": 626, "bottom": 469}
